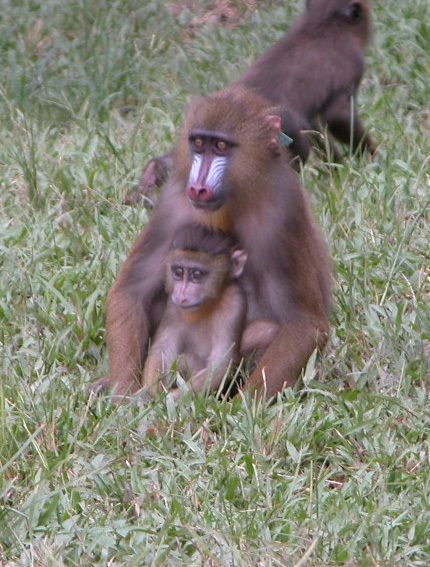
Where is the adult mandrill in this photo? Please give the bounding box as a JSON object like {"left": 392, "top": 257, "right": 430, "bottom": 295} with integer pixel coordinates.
{"left": 95, "top": 87, "right": 331, "bottom": 399}
{"left": 126, "top": 0, "right": 374, "bottom": 205}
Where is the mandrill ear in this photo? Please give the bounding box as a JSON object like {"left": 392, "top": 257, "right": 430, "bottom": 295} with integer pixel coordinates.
{"left": 343, "top": 0, "right": 364, "bottom": 22}
{"left": 231, "top": 249, "right": 248, "bottom": 279}
{"left": 265, "top": 114, "right": 282, "bottom": 156}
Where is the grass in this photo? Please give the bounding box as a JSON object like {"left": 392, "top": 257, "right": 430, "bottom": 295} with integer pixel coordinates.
{"left": 0, "top": 0, "right": 429, "bottom": 564}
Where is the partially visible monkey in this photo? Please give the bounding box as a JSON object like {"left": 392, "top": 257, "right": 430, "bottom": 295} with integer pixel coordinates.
{"left": 93, "top": 86, "right": 331, "bottom": 400}
{"left": 141, "top": 224, "right": 247, "bottom": 398}
{"left": 240, "top": 0, "right": 375, "bottom": 160}
{"left": 126, "top": 0, "right": 374, "bottom": 204}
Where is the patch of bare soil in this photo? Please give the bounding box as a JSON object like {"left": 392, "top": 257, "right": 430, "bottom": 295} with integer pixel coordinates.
{"left": 168, "top": 0, "right": 258, "bottom": 30}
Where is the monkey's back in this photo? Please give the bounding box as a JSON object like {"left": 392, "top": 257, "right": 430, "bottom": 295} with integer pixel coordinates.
{"left": 240, "top": 6, "right": 369, "bottom": 122}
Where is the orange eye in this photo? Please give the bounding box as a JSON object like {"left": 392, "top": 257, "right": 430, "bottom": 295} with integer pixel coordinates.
{"left": 215, "top": 140, "right": 227, "bottom": 152}
{"left": 193, "top": 137, "right": 204, "bottom": 150}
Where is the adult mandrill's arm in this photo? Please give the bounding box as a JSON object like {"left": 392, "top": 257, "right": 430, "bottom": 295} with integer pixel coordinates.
{"left": 94, "top": 223, "right": 171, "bottom": 395}
{"left": 103, "top": 280, "right": 147, "bottom": 395}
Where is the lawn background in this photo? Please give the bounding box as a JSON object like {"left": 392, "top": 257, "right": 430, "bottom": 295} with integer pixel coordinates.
{"left": 0, "top": 0, "right": 429, "bottom": 564}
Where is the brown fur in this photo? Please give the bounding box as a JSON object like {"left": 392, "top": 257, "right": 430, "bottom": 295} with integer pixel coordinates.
{"left": 141, "top": 225, "right": 247, "bottom": 397}
{"left": 127, "top": 0, "right": 373, "bottom": 204}
{"left": 240, "top": 0, "right": 374, "bottom": 158}
{"left": 241, "top": 319, "right": 280, "bottom": 357}
{"left": 142, "top": 282, "right": 246, "bottom": 398}
{"left": 93, "top": 87, "right": 331, "bottom": 399}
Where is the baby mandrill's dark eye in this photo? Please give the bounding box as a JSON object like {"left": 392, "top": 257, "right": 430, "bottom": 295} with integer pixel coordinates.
{"left": 191, "top": 269, "right": 206, "bottom": 282}
{"left": 171, "top": 266, "right": 184, "bottom": 280}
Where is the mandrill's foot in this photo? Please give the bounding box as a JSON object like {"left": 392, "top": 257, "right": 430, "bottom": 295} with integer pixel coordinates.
{"left": 123, "top": 154, "right": 173, "bottom": 207}
{"left": 122, "top": 189, "right": 153, "bottom": 207}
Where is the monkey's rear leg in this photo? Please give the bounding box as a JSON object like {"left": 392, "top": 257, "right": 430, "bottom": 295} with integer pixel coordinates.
{"left": 307, "top": 118, "right": 343, "bottom": 164}
{"left": 241, "top": 319, "right": 280, "bottom": 357}
{"left": 323, "top": 95, "right": 375, "bottom": 156}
